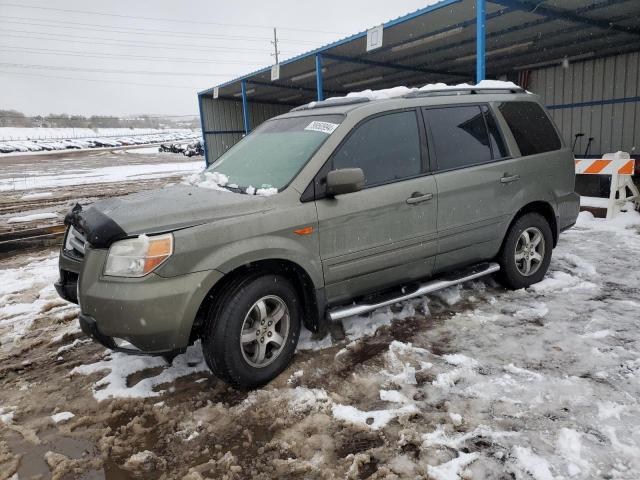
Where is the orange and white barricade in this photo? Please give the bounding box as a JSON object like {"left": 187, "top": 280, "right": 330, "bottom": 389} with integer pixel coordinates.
{"left": 575, "top": 151, "right": 638, "bottom": 219}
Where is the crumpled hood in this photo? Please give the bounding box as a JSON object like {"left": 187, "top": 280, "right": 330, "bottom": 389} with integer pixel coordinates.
{"left": 66, "top": 184, "right": 271, "bottom": 247}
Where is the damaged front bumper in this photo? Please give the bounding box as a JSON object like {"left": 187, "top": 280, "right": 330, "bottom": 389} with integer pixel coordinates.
{"left": 55, "top": 203, "right": 223, "bottom": 356}
{"left": 79, "top": 313, "right": 184, "bottom": 356}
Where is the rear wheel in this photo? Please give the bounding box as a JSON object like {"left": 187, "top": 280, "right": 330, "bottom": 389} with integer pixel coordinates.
{"left": 497, "top": 212, "right": 553, "bottom": 290}
{"left": 201, "top": 274, "right": 301, "bottom": 389}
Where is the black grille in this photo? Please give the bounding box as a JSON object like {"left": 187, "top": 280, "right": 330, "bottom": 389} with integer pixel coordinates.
{"left": 64, "top": 226, "right": 87, "bottom": 260}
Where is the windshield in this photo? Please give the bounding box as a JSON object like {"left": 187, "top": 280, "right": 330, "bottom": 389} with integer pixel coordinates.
{"left": 205, "top": 114, "right": 343, "bottom": 191}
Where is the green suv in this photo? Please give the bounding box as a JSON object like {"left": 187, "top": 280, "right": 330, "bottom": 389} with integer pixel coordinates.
{"left": 56, "top": 87, "right": 579, "bottom": 389}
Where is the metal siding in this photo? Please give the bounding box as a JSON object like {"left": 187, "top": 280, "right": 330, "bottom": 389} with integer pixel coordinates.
{"left": 622, "top": 53, "right": 638, "bottom": 153}
{"left": 611, "top": 54, "right": 627, "bottom": 152}
{"left": 571, "top": 60, "right": 583, "bottom": 152}
{"left": 200, "top": 97, "right": 289, "bottom": 162}
{"left": 590, "top": 57, "right": 604, "bottom": 156}
{"left": 529, "top": 51, "right": 640, "bottom": 156}
{"left": 201, "top": 98, "right": 245, "bottom": 161}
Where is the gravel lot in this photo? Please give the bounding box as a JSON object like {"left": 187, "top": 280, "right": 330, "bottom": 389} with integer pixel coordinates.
{"left": 1, "top": 153, "right": 639, "bottom": 479}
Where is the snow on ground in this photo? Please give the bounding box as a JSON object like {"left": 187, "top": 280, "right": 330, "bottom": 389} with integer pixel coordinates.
{"left": 580, "top": 195, "right": 610, "bottom": 208}
{"left": 19, "top": 191, "right": 52, "bottom": 200}
{"left": 6, "top": 212, "right": 58, "bottom": 223}
{"left": 0, "top": 254, "right": 77, "bottom": 348}
{"left": 0, "top": 161, "right": 203, "bottom": 191}
{"left": 127, "top": 146, "right": 161, "bottom": 154}
{"left": 50, "top": 411, "right": 75, "bottom": 423}
{"left": 71, "top": 342, "right": 209, "bottom": 401}
{"left": 1, "top": 207, "right": 639, "bottom": 477}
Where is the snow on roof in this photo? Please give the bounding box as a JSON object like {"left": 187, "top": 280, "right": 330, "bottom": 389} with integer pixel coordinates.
{"left": 328, "top": 80, "right": 523, "bottom": 102}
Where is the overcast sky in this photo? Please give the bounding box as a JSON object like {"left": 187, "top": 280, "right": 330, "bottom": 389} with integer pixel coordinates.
{"left": 0, "top": 0, "right": 437, "bottom": 117}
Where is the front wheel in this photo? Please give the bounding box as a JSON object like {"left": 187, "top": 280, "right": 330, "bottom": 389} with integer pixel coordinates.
{"left": 497, "top": 212, "right": 553, "bottom": 290}
{"left": 202, "top": 274, "right": 301, "bottom": 389}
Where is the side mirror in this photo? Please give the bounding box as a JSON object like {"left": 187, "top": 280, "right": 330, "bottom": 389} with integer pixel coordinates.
{"left": 326, "top": 168, "right": 365, "bottom": 196}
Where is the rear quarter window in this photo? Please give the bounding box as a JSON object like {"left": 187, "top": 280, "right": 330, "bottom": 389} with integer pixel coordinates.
{"left": 498, "top": 101, "right": 561, "bottom": 156}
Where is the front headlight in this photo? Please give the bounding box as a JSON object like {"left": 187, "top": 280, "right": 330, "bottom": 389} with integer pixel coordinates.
{"left": 104, "top": 233, "right": 173, "bottom": 277}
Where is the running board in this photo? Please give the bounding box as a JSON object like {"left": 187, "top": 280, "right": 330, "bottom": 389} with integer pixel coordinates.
{"left": 327, "top": 262, "right": 500, "bottom": 321}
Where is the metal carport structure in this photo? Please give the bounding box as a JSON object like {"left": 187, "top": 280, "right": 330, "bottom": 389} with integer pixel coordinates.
{"left": 198, "top": 0, "right": 640, "bottom": 164}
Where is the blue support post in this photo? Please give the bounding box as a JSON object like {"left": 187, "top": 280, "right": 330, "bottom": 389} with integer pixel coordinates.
{"left": 241, "top": 79, "right": 250, "bottom": 134}
{"left": 315, "top": 53, "right": 324, "bottom": 101}
{"left": 476, "top": 0, "right": 486, "bottom": 83}
{"left": 197, "top": 93, "right": 209, "bottom": 166}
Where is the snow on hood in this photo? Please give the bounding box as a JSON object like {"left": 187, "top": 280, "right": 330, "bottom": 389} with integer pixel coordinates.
{"left": 327, "top": 80, "right": 524, "bottom": 102}
{"left": 184, "top": 170, "right": 279, "bottom": 197}
{"left": 184, "top": 171, "right": 230, "bottom": 192}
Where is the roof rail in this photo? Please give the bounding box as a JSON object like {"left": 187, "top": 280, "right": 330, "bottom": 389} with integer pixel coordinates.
{"left": 403, "top": 86, "right": 526, "bottom": 98}
{"left": 290, "top": 96, "right": 370, "bottom": 112}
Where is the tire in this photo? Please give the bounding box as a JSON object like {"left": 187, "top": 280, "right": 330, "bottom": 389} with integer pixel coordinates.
{"left": 201, "top": 274, "right": 301, "bottom": 389}
{"left": 497, "top": 212, "right": 553, "bottom": 290}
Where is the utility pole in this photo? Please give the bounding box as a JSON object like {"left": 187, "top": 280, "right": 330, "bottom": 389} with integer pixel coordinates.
{"left": 271, "top": 27, "right": 280, "bottom": 64}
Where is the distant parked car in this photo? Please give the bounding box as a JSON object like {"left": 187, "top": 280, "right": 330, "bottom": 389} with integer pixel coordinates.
{"left": 20, "top": 141, "right": 43, "bottom": 151}
{"left": 7, "top": 142, "right": 29, "bottom": 152}
{"left": 62, "top": 140, "right": 82, "bottom": 149}
{"left": 0, "top": 143, "right": 16, "bottom": 153}
{"left": 184, "top": 141, "right": 204, "bottom": 157}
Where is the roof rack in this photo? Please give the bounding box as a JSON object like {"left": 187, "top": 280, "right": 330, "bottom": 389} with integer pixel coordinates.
{"left": 403, "top": 87, "right": 526, "bottom": 98}
{"left": 290, "top": 96, "right": 370, "bottom": 112}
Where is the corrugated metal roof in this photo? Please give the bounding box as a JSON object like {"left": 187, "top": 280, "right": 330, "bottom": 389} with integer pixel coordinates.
{"left": 199, "top": 0, "right": 640, "bottom": 105}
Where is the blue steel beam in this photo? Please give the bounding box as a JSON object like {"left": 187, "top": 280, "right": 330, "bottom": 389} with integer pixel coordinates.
{"left": 357, "top": 30, "right": 640, "bottom": 91}
{"left": 547, "top": 96, "right": 640, "bottom": 110}
{"left": 306, "top": 0, "right": 628, "bottom": 89}
{"left": 361, "top": 9, "right": 634, "bottom": 87}
{"left": 488, "top": 0, "right": 640, "bottom": 37}
{"left": 460, "top": 30, "right": 640, "bottom": 73}
{"left": 476, "top": 0, "right": 486, "bottom": 82}
{"left": 241, "top": 79, "right": 250, "bottom": 134}
{"left": 197, "top": 93, "right": 209, "bottom": 166}
{"left": 316, "top": 53, "right": 324, "bottom": 101}
{"left": 245, "top": 79, "right": 345, "bottom": 97}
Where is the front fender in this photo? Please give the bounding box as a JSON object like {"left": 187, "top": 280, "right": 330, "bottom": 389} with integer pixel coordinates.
{"left": 210, "top": 235, "right": 324, "bottom": 288}
{"left": 157, "top": 198, "right": 322, "bottom": 287}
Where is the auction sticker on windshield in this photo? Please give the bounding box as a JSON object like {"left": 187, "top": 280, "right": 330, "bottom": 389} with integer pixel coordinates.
{"left": 304, "top": 121, "right": 339, "bottom": 134}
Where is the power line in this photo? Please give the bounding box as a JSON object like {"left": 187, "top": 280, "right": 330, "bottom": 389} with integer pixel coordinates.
{"left": 0, "top": 62, "right": 243, "bottom": 77}
{"left": 0, "top": 46, "right": 267, "bottom": 65}
{"left": 0, "top": 33, "right": 277, "bottom": 54}
{"left": 0, "top": 70, "right": 205, "bottom": 89}
{"left": 0, "top": 29, "right": 290, "bottom": 53}
{"left": 0, "top": 3, "right": 348, "bottom": 35}
{"left": 0, "top": 16, "right": 326, "bottom": 45}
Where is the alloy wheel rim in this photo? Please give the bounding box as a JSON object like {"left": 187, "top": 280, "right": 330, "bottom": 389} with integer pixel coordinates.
{"left": 239, "top": 295, "right": 290, "bottom": 368}
{"left": 515, "top": 226, "right": 545, "bottom": 277}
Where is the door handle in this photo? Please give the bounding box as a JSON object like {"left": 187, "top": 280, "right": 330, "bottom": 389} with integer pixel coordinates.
{"left": 500, "top": 174, "right": 520, "bottom": 184}
{"left": 406, "top": 192, "right": 433, "bottom": 205}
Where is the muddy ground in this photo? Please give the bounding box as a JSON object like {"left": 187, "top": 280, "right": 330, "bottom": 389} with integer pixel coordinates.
{"left": 1, "top": 153, "right": 639, "bottom": 479}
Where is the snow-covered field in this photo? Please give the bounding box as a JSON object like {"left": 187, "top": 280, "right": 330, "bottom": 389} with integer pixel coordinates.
{"left": 0, "top": 127, "right": 192, "bottom": 141}
{"left": 1, "top": 206, "right": 639, "bottom": 478}
{"left": 1, "top": 160, "right": 202, "bottom": 192}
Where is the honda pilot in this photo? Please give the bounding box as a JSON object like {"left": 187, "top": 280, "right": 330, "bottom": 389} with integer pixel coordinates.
{"left": 56, "top": 87, "right": 579, "bottom": 389}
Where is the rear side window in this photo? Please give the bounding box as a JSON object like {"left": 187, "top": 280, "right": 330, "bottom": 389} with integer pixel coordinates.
{"left": 498, "top": 101, "right": 561, "bottom": 156}
{"left": 332, "top": 110, "right": 421, "bottom": 186}
{"left": 423, "top": 106, "right": 493, "bottom": 171}
{"left": 482, "top": 106, "right": 508, "bottom": 158}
